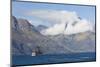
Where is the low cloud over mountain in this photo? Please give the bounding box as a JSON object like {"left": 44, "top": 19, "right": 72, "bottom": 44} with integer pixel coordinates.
{"left": 27, "top": 10, "right": 93, "bottom": 35}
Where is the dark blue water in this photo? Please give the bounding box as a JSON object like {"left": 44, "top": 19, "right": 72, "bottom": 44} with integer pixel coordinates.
{"left": 12, "top": 52, "right": 96, "bottom": 66}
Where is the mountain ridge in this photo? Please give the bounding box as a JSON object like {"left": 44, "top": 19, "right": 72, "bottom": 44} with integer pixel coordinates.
{"left": 12, "top": 16, "right": 95, "bottom": 56}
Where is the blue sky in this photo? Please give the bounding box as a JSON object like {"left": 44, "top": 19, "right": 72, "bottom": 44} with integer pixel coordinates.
{"left": 12, "top": 1, "right": 96, "bottom": 26}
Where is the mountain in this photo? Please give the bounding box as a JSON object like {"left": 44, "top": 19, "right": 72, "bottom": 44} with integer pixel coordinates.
{"left": 12, "top": 16, "right": 95, "bottom": 56}
{"left": 11, "top": 16, "right": 40, "bottom": 55}
{"left": 36, "top": 25, "right": 48, "bottom": 32}
{"left": 12, "top": 16, "right": 73, "bottom": 56}
{"left": 47, "top": 31, "right": 95, "bottom": 53}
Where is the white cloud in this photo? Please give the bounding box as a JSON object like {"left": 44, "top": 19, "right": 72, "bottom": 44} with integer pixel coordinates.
{"left": 41, "top": 23, "right": 65, "bottom": 35}
{"left": 64, "top": 19, "right": 93, "bottom": 35}
{"left": 28, "top": 10, "right": 93, "bottom": 35}
{"left": 28, "top": 10, "right": 79, "bottom": 24}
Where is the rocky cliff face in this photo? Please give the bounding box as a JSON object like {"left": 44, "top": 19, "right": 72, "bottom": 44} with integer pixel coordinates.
{"left": 47, "top": 31, "right": 95, "bottom": 53}
{"left": 11, "top": 16, "right": 95, "bottom": 56}
{"left": 11, "top": 16, "right": 72, "bottom": 55}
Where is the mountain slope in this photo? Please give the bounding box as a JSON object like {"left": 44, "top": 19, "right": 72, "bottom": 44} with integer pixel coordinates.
{"left": 12, "top": 16, "right": 74, "bottom": 56}
{"left": 36, "top": 25, "right": 48, "bottom": 31}
{"left": 48, "top": 31, "right": 95, "bottom": 53}
{"left": 12, "top": 16, "right": 95, "bottom": 56}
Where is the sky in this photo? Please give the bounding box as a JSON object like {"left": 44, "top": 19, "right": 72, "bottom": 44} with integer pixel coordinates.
{"left": 12, "top": 1, "right": 96, "bottom": 27}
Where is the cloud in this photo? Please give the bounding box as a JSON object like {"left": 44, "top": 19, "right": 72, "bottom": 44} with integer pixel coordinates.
{"left": 28, "top": 10, "right": 79, "bottom": 24}
{"left": 41, "top": 19, "right": 93, "bottom": 35}
{"left": 41, "top": 23, "right": 65, "bottom": 35}
{"left": 64, "top": 19, "right": 93, "bottom": 35}
{"left": 27, "top": 10, "right": 93, "bottom": 35}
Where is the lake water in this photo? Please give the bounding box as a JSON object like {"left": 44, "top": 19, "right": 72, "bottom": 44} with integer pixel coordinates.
{"left": 12, "top": 52, "right": 96, "bottom": 66}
